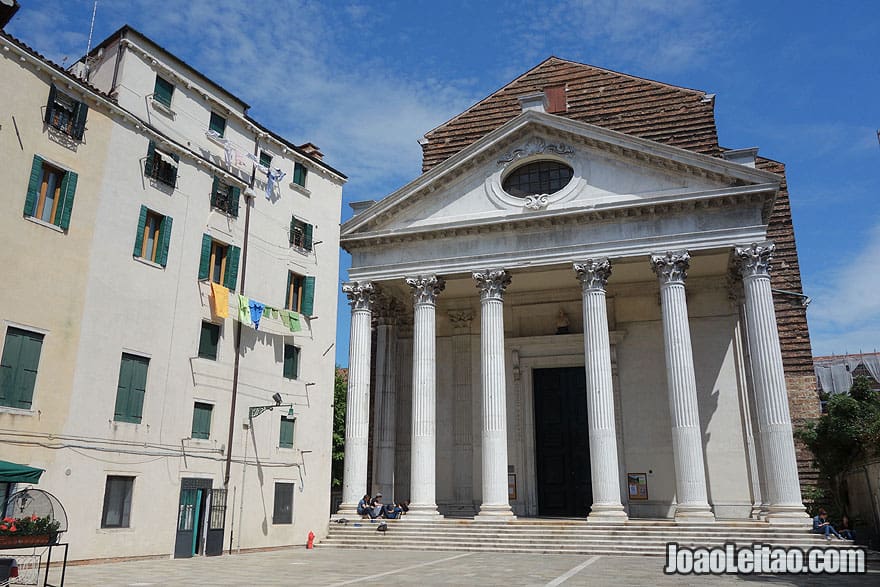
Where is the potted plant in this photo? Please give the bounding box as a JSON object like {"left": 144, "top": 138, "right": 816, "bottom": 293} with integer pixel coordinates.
{"left": 0, "top": 515, "right": 61, "bottom": 547}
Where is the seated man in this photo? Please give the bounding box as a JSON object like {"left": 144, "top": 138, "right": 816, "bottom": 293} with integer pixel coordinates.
{"left": 812, "top": 508, "right": 843, "bottom": 540}
{"left": 356, "top": 494, "right": 370, "bottom": 517}
{"left": 384, "top": 503, "right": 402, "bottom": 520}
{"left": 369, "top": 493, "right": 384, "bottom": 519}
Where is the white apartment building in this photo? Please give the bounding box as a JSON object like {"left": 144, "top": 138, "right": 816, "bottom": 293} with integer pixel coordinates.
{"left": 0, "top": 23, "right": 345, "bottom": 561}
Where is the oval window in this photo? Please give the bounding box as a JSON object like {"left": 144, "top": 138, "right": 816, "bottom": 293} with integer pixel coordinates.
{"left": 502, "top": 160, "right": 573, "bottom": 198}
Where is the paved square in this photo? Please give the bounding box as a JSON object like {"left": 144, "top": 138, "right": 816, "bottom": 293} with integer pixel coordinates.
{"left": 42, "top": 547, "right": 876, "bottom": 586}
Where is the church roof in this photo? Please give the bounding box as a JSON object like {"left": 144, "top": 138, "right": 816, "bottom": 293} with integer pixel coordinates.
{"left": 421, "top": 56, "right": 720, "bottom": 172}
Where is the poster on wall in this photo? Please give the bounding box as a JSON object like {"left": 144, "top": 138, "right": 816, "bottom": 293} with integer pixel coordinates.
{"left": 627, "top": 473, "right": 648, "bottom": 500}
{"left": 508, "top": 473, "right": 517, "bottom": 500}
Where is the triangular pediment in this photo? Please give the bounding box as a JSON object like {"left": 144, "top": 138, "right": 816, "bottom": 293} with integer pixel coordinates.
{"left": 342, "top": 111, "right": 780, "bottom": 242}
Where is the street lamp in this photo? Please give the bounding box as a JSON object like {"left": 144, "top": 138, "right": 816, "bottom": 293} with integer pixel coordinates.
{"left": 249, "top": 392, "right": 294, "bottom": 420}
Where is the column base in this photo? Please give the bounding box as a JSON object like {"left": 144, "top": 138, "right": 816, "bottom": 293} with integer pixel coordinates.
{"left": 674, "top": 504, "right": 715, "bottom": 523}
{"left": 405, "top": 504, "right": 444, "bottom": 520}
{"left": 765, "top": 505, "right": 811, "bottom": 526}
{"left": 334, "top": 504, "right": 361, "bottom": 519}
{"left": 475, "top": 503, "right": 516, "bottom": 520}
{"left": 587, "top": 504, "right": 628, "bottom": 524}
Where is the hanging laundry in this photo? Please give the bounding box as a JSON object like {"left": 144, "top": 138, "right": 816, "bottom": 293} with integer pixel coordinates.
{"left": 249, "top": 299, "right": 265, "bottom": 330}
{"left": 223, "top": 140, "right": 236, "bottom": 168}
{"left": 265, "top": 306, "right": 278, "bottom": 320}
{"left": 235, "top": 150, "right": 250, "bottom": 167}
{"left": 238, "top": 295, "right": 253, "bottom": 326}
{"left": 266, "top": 167, "right": 286, "bottom": 199}
{"left": 280, "top": 310, "right": 291, "bottom": 329}
{"left": 288, "top": 311, "right": 302, "bottom": 333}
{"left": 210, "top": 282, "right": 229, "bottom": 318}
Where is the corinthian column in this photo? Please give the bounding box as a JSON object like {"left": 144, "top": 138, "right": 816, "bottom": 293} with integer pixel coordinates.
{"left": 473, "top": 269, "right": 515, "bottom": 519}
{"left": 449, "top": 310, "right": 475, "bottom": 516}
{"left": 337, "top": 281, "right": 375, "bottom": 517}
{"left": 372, "top": 293, "right": 401, "bottom": 501}
{"left": 574, "top": 259, "right": 627, "bottom": 523}
{"left": 650, "top": 251, "right": 714, "bottom": 522}
{"left": 405, "top": 274, "right": 445, "bottom": 518}
{"left": 735, "top": 242, "right": 809, "bottom": 525}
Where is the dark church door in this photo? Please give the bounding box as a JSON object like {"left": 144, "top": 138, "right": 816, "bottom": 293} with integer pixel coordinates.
{"left": 533, "top": 367, "right": 592, "bottom": 517}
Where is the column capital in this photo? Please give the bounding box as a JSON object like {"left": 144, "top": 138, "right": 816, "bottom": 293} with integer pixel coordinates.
{"left": 735, "top": 241, "right": 775, "bottom": 279}
{"left": 650, "top": 250, "right": 690, "bottom": 285}
{"left": 574, "top": 258, "right": 612, "bottom": 292}
{"left": 342, "top": 281, "right": 375, "bottom": 311}
{"left": 405, "top": 274, "right": 446, "bottom": 306}
{"left": 448, "top": 310, "right": 474, "bottom": 334}
{"left": 473, "top": 269, "right": 511, "bottom": 301}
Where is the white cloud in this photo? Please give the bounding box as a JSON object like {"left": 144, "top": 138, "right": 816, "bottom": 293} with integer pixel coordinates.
{"left": 808, "top": 221, "right": 880, "bottom": 355}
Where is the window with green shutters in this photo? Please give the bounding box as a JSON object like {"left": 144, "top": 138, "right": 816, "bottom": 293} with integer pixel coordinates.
{"left": 153, "top": 75, "right": 174, "bottom": 108}
{"left": 114, "top": 353, "right": 149, "bottom": 424}
{"left": 23, "top": 155, "right": 78, "bottom": 231}
{"left": 198, "top": 234, "right": 240, "bottom": 290}
{"left": 44, "top": 85, "right": 88, "bottom": 140}
{"left": 210, "top": 176, "right": 241, "bottom": 217}
{"left": 191, "top": 402, "right": 213, "bottom": 439}
{"left": 0, "top": 327, "right": 44, "bottom": 410}
{"left": 198, "top": 321, "right": 220, "bottom": 360}
{"left": 292, "top": 162, "right": 307, "bottom": 187}
{"left": 285, "top": 271, "right": 314, "bottom": 315}
{"left": 133, "top": 205, "right": 173, "bottom": 266}
{"left": 259, "top": 151, "right": 272, "bottom": 168}
{"left": 283, "top": 345, "right": 300, "bottom": 380}
{"left": 144, "top": 141, "right": 179, "bottom": 188}
{"left": 279, "top": 416, "right": 295, "bottom": 449}
{"left": 209, "top": 111, "right": 226, "bottom": 137}
{"left": 289, "top": 217, "right": 313, "bottom": 251}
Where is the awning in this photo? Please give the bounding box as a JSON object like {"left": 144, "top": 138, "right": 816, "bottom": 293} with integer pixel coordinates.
{"left": 0, "top": 460, "right": 44, "bottom": 483}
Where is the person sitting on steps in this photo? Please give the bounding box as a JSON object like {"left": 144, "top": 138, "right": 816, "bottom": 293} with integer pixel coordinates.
{"left": 812, "top": 508, "right": 843, "bottom": 541}
{"left": 356, "top": 494, "right": 370, "bottom": 518}
{"left": 369, "top": 493, "right": 385, "bottom": 519}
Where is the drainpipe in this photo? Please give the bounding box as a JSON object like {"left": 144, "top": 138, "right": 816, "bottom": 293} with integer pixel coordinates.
{"left": 223, "top": 150, "right": 258, "bottom": 487}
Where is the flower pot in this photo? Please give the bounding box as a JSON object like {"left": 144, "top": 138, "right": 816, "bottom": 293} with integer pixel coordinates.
{"left": 0, "top": 534, "right": 56, "bottom": 547}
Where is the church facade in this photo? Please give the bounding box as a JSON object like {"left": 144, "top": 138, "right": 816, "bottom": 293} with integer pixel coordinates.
{"left": 338, "top": 58, "right": 816, "bottom": 525}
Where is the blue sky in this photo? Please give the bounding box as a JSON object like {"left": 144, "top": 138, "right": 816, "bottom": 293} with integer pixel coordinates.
{"left": 8, "top": 1, "right": 879, "bottom": 364}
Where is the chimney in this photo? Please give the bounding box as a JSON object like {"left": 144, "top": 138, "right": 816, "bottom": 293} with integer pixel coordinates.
{"left": 721, "top": 147, "right": 758, "bottom": 168}
{"left": 298, "top": 142, "right": 324, "bottom": 160}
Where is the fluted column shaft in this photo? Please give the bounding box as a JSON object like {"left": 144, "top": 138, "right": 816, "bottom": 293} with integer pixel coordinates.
{"left": 338, "top": 281, "right": 374, "bottom": 516}
{"left": 473, "top": 269, "right": 515, "bottom": 518}
{"left": 373, "top": 320, "right": 398, "bottom": 501}
{"left": 574, "top": 260, "right": 627, "bottom": 522}
{"left": 450, "top": 311, "right": 475, "bottom": 515}
{"left": 406, "top": 275, "right": 445, "bottom": 518}
{"left": 735, "top": 242, "right": 808, "bottom": 524}
{"left": 651, "top": 251, "right": 714, "bottom": 521}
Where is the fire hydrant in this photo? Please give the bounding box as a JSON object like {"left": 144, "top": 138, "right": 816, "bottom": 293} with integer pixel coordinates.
{"left": 307, "top": 530, "right": 315, "bottom": 549}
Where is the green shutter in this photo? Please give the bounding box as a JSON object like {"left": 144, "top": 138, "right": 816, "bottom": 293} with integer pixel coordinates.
{"left": 144, "top": 141, "right": 156, "bottom": 178}
{"left": 224, "top": 245, "right": 240, "bottom": 291}
{"left": 114, "top": 356, "right": 133, "bottom": 421}
{"left": 198, "top": 322, "right": 219, "bottom": 360}
{"left": 283, "top": 345, "right": 299, "bottom": 380}
{"left": 210, "top": 176, "right": 219, "bottom": 208}
{"left": 228, "top": 186, "right": 240, "bottom": 217}
{"left": 154, "top": 77, "right": 173, "bottom": 107}
{"left": 72, "top": 101, "right": 88, "bottom": 140}
{"left": 57, "top": 170, "right": 77, "bottom": 230}
{"left": 44, "top": 85, "right": 56, "bottom": 125}
{"left": 288, "top": 216, "right": 295, "bottom": 245}
{"left": 279, "top": 417, "right": 294, "bottom": 448}
{"left": 24, "top": 155, "right": 44, "bottom": 217}
{"left": 156, "top": 215, "right": 173, "bottom": 267}
{"left": 133, "top": 205, "right": 148, "bottom": 257}
{"left": 293, "top": 162, "right": 307, "bottom": 186}
{"left": 301, "top": 276, "right": 315, "bottom": 317}
{"left": 0, "top": 328, "right": 43, "bottom": 410}
{"left": 198, "top": 234, "right": 212, "bottom": 280}
{"left": 192, "top": 403, "right": 212, "bottom": 439}
{"left": 303, "top": 223, "right": 314, "bottom": 251}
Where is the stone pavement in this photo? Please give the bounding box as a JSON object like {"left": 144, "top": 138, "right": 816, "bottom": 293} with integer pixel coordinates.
{"left": 43, "top": 547, "right": 876, "bottom": 586}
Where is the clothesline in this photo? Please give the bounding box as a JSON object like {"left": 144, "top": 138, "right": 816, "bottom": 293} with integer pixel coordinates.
{"left": 814, "top": 353, "right": 880, "bottom": 395}
{"left": 209, "top": 282, "right": 303, "bottom": 333}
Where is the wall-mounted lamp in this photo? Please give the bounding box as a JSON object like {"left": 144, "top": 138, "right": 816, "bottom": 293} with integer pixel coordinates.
{"left": 249, "top": 393, "right": 294, "bottom": 419}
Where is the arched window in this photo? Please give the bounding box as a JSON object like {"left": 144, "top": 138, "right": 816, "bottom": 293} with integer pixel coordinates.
{"left": 502, "top": 160, "right": 573, "bottom": 198}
